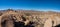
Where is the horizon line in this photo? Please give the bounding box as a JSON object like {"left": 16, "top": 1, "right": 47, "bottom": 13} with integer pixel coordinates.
{"left": 0, "top": 8, "right": 60, "bottom": 12}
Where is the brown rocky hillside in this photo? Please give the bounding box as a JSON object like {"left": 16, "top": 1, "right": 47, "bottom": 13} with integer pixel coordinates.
{"left": 0, "top": 9, "right": 60, "bottom": 27}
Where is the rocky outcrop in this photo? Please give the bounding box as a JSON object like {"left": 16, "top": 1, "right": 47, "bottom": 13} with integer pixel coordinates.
{"left": 0, "top": 9, "right": 60, "bottom": 27}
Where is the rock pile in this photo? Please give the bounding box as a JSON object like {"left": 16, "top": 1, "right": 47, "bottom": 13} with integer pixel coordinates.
{"left": 0, "top": 9, "right": 60, "bottom": 27}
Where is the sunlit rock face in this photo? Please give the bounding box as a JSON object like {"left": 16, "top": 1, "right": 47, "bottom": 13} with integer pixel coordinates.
{"left": 0, "top": 9, "right": 60, "bottom": 27}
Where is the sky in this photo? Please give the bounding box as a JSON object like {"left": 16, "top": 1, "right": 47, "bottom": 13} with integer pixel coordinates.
{"left": 0, "top": 0, "right": 60, "bottom": 12}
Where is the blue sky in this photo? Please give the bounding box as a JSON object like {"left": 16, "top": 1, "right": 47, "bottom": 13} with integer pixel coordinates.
{"left": 0, "top": 0, "right": 60, "bottom": 12}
